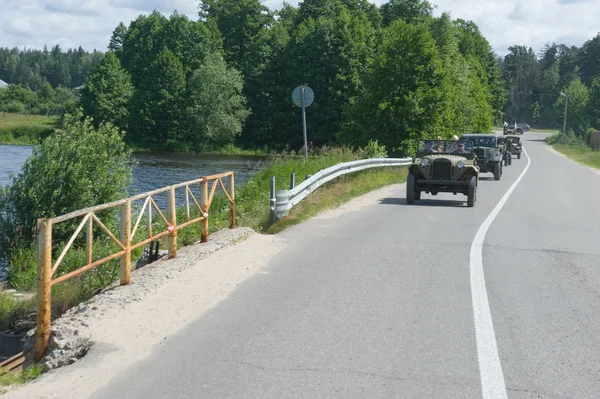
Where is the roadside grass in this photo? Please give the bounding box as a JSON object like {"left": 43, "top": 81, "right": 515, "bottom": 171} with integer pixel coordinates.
{"left": 267, "top": 167, "right": 407, "bottom": 234}
{"left": 0, "top": 113, "right": 59, "bottom": 145}
{"left": 545, "top": 133, "right": 600, "bottom": 169}
{"left": 0, "top": 364, "right": 42, "bottom": 387}
{"left": 549, "top": 143, "right": 600, "bottom": 169}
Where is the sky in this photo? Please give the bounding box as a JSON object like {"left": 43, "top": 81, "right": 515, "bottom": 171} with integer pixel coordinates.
{"left": 0, "top": 0, "right": 598, "bottom": 57}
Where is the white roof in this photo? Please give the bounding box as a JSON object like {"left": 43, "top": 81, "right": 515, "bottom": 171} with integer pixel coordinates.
{"left": 0, "top": 79, "right": 8, "bottom": 88}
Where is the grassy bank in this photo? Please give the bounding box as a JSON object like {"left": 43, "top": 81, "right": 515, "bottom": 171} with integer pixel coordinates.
{"left": 0, "top": 113, "right": 59, "bottom": 145}
{"left": 1, "top": 147, "right": 404, "bottom": 338}
{"left": 546, "top": 133, "right": 600, "bottom": 169}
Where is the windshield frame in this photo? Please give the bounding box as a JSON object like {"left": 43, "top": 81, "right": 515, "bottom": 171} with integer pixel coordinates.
{"left": 416, "top": 140, "right": 475, "bottom": 155}
{"left": 460, "top": 135, "right": 498, "bottom": 148}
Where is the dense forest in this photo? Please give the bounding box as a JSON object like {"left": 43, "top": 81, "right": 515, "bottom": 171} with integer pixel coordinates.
{"left": 500, "top": 36, "right": 600, "bottom": 138}
{"left": 1, "top": 0, "right": 599, "bottom": 152}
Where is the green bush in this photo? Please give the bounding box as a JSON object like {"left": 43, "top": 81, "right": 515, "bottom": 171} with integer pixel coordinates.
{"left": 4, "top": 101, "right": 25, "bottom": 114}
{"left": 0, "top": 108, "right": 135, "bottom": 260}
{"left": 545, "top": 132, "right": 587, "bottom": 148}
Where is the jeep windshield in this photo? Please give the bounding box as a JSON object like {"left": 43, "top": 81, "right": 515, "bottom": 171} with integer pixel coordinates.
{"left": 462, "top": 136, "right": 496, "bottom": 148}
{"left": 417, "top": 140, "right": 474, "bottom": 154}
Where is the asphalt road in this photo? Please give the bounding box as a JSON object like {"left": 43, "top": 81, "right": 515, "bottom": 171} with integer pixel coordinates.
{"left": 92, "top": 132, "right": 600, "bottom": 398}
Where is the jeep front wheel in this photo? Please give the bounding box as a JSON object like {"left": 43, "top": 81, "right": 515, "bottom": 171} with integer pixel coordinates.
{"left": 494, "top": 161, "right": 501, "bottom": 180}
{"left": 406, "top": 173, "right": 416, "bottom": 204}
{"left": 517, "top": 152, "right": 521, "bottom": 160}
{"left": 508, "top": 153, "right": 512, "bottom": 165}
{"left": 467, "top": 176, "right": 476, "bottom": 207}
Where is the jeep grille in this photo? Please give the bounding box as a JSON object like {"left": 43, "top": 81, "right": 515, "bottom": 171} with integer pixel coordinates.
{"left": 432, "top": 159, "right": 452, "bottom": 180}
{"left": 474, "top": 148, "right": 485, "bottom": 158}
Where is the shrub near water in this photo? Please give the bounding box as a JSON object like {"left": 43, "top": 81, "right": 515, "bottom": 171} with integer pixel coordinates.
{"left": 0, "top": 109, "right": 135, "bottom": 258}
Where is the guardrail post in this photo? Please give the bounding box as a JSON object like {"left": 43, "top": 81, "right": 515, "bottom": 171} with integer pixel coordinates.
{"left": 35, "top": 218, "right": 52, "bottom": 362}
{"left": 200, "top": 180, "right": 208, "bottom": 243}
{"left": 228, "top": 173, "right": 236, "bottom": 229}
{"left": 290, "top": 173, "right": 295, "bottom": 189}
{"left": 120, "top": 200, "right": 131, "bottom": 285}
{"left": 167, "top": 186, "right": 177, "bottom": 258}
{"left": 270, "top": 176, "right": 276, "bottom": 224}
{"left": 275, "top": 190, "right": 292, "bottom": 219}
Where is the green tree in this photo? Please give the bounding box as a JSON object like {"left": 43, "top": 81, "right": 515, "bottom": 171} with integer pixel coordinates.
{"left": 342, "top": 19, "right": 445, "bottom": 154}
{"left": 556, "top": 77, "right": 589, "bottom": 136}
{"left": 587, "top": 77, "right": 600, "bottom": 130}
{"left": 199, "top": 0, "right": 273, "bottom": 75}
{"left": 380, "top": 0, "right": 434, "bottom": 26}
{"left": 185, "top": 53, "right": 251, "bottom": 146}
{"left": 0, "top": 109, "right": 134, "bottom": 257}
{"left": 578, "top": 34, "right": 600, "bottom": 87}
{"left": 130, "top": 47, "right": 186, "bottom": 145}
{"left": 80, "top": 52, "right": 134, "bottom": 130}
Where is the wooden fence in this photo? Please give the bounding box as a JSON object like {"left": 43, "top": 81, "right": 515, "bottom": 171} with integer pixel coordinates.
{"left": 34, "top": 172, "right": 235, "bottom": 361}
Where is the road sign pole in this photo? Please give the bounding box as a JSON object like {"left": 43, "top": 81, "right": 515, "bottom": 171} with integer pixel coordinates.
{"left": 302, "top": 88, "right": 308, "bottom": 162}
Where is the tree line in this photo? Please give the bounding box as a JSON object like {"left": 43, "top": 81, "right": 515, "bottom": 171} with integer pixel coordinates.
{"left": 77, "top": 0, "right": 504, "bottom": 155}
{"left": 8, "top": 1, "right": 598, "bottom": 153}
{"left": 0, "top": 45, "right": 102, "bottom": 116}
{"left": 500, "top": 34, "right": 600, "bottom": 138}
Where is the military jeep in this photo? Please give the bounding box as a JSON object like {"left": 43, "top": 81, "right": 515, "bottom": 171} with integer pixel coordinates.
{"left": 497, "top": 136, "right": 512, "bottom": 166}
{"left": 406, "top": 140, "right": 478, "bottom": 207}
{"left": 460, "top": 134, "right": 504, "bottom": 180}
{"left": 504, "top": 134, "right": 522, "bottom": 159}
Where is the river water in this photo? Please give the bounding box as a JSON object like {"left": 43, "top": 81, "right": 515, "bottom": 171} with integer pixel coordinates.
{"left": 0, "top": 144, "right": 267, "bottom": 195}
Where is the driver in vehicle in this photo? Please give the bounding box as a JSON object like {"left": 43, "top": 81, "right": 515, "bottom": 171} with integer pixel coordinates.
{"left": 453, "top": 142, "right": 468, "bottom": 153}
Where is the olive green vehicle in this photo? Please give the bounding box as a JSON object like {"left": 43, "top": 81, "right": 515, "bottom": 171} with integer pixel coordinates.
{"left": 497, "top": 135, "right": 512, "bottom": 166}
{"left": 504, "top": 134, "right": 522, "bottom": 159}
{"left": 460, "top": 134, "right": 504, "bottom": 180}
{"left": 406, "top": 139, "right": 479, "bottom": 207}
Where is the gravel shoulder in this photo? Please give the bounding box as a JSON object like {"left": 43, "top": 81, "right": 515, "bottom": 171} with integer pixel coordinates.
{"left": 3, "top": 183, "right": 405, "bottom": 399}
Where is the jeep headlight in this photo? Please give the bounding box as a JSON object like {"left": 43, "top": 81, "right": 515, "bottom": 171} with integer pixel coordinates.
{"left": 457, "top": 161, "right": 465, "bottom": 169}
{"left": 420, "top": 158, "right": 430, "bottom": 167}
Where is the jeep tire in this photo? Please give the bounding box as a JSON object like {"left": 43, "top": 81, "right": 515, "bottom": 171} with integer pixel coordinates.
{"left": 508, "top": 153, "right": 512, "bottom": 165}
{"left": 517, "top": 152, "right": 521, "bottom": 160}
{"left": 467, "top": 176, "right": 476, "bottom": 207}
{"left": 406, "top": 173, "right": 416, "bottom": 204}
{"left": 494, "top": 161, "right": 501, "bottom": 180}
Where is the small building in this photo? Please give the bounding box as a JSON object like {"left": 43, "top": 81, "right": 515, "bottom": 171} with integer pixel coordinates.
{"left": 0, "top": 79, "right": 8, "bottom": 89}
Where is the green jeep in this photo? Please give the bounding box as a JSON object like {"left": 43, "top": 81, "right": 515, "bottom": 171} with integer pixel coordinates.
{"left": 460, "top": 134, "right": 504, "bottom": 180}
{"left": 406, "top": 139, "right": 478, "bottom": 207}
{"left": 504, "top": 134, "right": 522, "bottom": 159}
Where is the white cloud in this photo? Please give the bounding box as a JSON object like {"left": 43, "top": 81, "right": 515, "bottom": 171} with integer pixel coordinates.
{"left": 0, "top": 0, "right": 598, "bottom": 56}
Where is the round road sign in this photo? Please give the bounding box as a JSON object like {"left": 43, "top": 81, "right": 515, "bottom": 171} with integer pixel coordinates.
{"left": 292, "top": 85, "right": 314, "bottom": 108}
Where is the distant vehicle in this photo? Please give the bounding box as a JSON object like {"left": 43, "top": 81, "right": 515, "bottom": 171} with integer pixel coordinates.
{"left": 460, "top": 134, "right": 504, "bottom": 180}
{"left": 504, "top": 135, "right": 522, "bottom": 160}
{"left": 406, "top": 139, "right": 478, "bottom": 207}
{"left": 517, "top": 123, "right": 530, "bottom": 132}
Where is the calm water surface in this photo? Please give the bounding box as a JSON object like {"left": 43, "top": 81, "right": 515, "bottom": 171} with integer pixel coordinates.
{"left": 0, "top": 145, "right": 266, "bottom": 194}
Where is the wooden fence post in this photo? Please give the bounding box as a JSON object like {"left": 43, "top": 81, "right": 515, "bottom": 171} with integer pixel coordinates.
{"left": 167, "top": 186, "right": 177, "bottom": 258}
{"left": 200, "top": 180, "right": 208, "bottom": 243}
{"left": 35, "top": 218, "right": 52, "bottom": 362}
{"left": 229, "top": 174, "right": 236, "bottom": 229}
{"left": 86, "top": 215, "right": 93, "bottom": 265}
{"left": 120, "top": 200, "right": 131, "bottom": 285}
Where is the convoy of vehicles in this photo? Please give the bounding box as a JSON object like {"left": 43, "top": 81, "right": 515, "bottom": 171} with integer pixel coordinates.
{"left": 406, "top": 129, "right": 526, "bottom": 206}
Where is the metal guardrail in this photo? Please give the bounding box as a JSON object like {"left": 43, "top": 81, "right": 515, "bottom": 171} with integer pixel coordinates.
{"left": 272, "top": 158, "right": 412, "bottom": 219}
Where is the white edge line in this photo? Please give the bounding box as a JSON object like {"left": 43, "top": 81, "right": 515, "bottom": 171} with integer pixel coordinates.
{"left": 471, "top": 146, "right": 532, "bottom": 398}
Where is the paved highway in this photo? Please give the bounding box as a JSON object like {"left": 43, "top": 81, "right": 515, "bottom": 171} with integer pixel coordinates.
{"left": 92, "top": 132, "right": 600, "bottom": 398}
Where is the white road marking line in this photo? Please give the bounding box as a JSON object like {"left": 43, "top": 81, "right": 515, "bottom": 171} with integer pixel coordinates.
{"left": 471, "top": 146, "right": 531, "bottom": 398}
